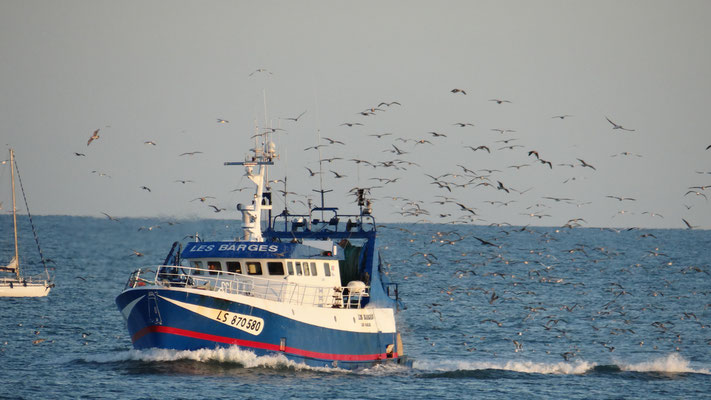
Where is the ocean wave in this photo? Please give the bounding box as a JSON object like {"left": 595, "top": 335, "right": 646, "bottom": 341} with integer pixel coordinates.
{"left": 414, "top": 359, "right": 595, "bottom": 375}
{"left": 414, "top": 354, "right": 710, "bottom": 377}
{"left": 618, "top": 353, "right": 710, "bottom": 375}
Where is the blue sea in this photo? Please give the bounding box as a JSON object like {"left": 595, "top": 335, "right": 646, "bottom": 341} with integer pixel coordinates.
{"left": 1, "top": 215, "right": 710, "bottom": 399}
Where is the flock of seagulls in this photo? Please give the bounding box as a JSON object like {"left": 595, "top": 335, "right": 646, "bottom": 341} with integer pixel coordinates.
{"left": 224, "top": 85, "right": 705, "bottom": 233}
{"left": 65, "top": 72, "right": 707, "bottom": 271}
{"left": 379, "top": 222, "right": 710, "bottom": 360}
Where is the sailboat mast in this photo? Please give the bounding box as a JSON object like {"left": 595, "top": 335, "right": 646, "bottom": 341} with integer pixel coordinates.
{"left": 9, "top": 149, "right": 20, "bottom": 280}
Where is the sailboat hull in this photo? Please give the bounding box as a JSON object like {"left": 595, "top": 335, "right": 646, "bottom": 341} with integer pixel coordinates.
{"left": 0, "top": 280, "right": 51, "bottom": 297}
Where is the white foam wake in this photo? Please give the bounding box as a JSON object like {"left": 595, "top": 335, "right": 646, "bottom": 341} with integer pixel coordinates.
{"left": 619, "top": 353, "right": 710, "bottom": 375}
{"left": 82, "top": 346, "right": 343, "bottom": 372}
{"left": 414, "top": 353, "right": 711, "bottom": 375}
{"left": 413, "top": 358, "right": 595, "bottom": 375}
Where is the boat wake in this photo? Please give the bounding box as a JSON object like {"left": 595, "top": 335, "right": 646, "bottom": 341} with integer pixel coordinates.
{"left": 415, "top": 354, "right": 710, "bottom": 378}
{"left": 77, "top": 346, "right": 346, "bottom": 373}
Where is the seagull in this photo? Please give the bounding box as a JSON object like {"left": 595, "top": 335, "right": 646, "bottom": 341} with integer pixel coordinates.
{"left": 453, "top": 122, "right": 475, "bottom": 127}
{"left": 130, "top": 249, "right": 144, "bottom": 257}
{"left": 390, "top": 144, "right": 408, "bottom": 155}
{"left": 191, "top": 196, "right": 215, "bottom": 202}
{"left": 489, "top": 98, "right": 512, "bottom": 104}
{"left": 491, "top": 128, "right": 516, "bottom": 135}
{"left": 451, "top": 88, "right": 467, "bottom": 95}
{"left": 91, "top": 170, "right": 111, "bottom": 178}
{"left": 552, "top": 115, "right": 573, "bottom": 119}
{"left": 304, "top": 144, "right": 326, "bottom": 151}
{"left": 144, "top": 141, "right": 157, "bottom": 146}
{"left": 330, "top": 170, "right": 347, "bottom": 178}
{"left": 140, "top": 186, "right": 151, "bottom": 192}
{"left": 682, "top": 218, "right": 697, "bottom": 229}
{"left": 577, "top": 158, "right": 596, "bottom": 170}
{"left": 283, "top": 110, "right": 307, "bottom": 122}
{"left": 369, "top": 132, "right": 392, "bottom": 138}
{"left": 706, "top": 144, "right": 711, "bottom": 150}
{"left": 87, "top": 129, "right": 100, "bottom": 146}
{"left": 208, "top": 205, "right": 226, "bottom": 213}
{"left": 305, "top": 167, "right": 320, "bottom": 176}
{"left": 605, "top": 116, "right": 635, "bottom": 131}
{"left": 684, "top": 190, "right": 708, "bottom": 200}
{"left": 611, "top": 151, "right": 642, "bottom": 157}
{"left": 465, "top": 145, "right": 490, "bottom": 153}
{"left": 323, "top": 137, "right": 345, "bottom": 145}
{"left": 174, "top": 179, "right": 193, "bottom": 184}
{"left": 340, "top": 122, "right": 363, "bottom": 127}
{"left": 606, "top": 195, "right": 636, "bottom": 201}
{"left": 249, "top": 68, "right": 272, "bottom": 76}
{"left": 74, "top": 152, "right": 86, "bottom": 157}
{"left": 217, "top": 119, "right": 229, "bottom": 124}
{"left": 378, "top": 101, "right": 401, "bottom": 107}
{"left": 179, "top": 151, "right": 203, "bottom": 156}
{"left": 101, "top": 212, "right": 119, "bottom": 222}
{"left": 473, "top": 236, "right": 499, "bottom": 247}
{"left": 428, "top": 131, "right": 447, "bottom": 138}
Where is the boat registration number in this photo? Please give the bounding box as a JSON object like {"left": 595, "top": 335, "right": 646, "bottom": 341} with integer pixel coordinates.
{"left": 215, "top": 310, "right": 264, "bottom": 336}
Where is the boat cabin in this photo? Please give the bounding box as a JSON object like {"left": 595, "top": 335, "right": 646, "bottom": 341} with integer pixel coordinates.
{"left": 180, "top": 240, "right": 343, "bottom": 287}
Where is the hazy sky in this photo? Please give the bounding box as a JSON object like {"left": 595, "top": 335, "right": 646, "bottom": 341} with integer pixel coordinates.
{"left": 1, "top": 1, "right": 710, "bottom": 229}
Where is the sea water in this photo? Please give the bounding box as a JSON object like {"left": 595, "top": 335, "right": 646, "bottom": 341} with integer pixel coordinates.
{"left": 1, "top": 216, "right": 709, "bottom": 399}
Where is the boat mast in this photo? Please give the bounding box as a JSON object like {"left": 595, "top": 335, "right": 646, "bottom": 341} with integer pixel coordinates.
{"left": 225, "top": 138, "right": 275, "bottom": 242}
{"left": 10, "top": 149, "right": 20, "bottom": 280}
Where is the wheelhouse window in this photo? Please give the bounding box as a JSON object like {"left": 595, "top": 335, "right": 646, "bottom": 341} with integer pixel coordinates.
{"left": 227, "top": 261, "right": 242, "bottom": 274}
{"left": 207, "top": 261, "right": 221, "bottom": 275}
{"left": 323, "top": 262, "right": 331, "bottom": 277}
{"left": 310, "top": 262, "right": 318, "bottom": 276}
{"left": 303, "top": 261, "right": 311, "bottom": 276}
{"left": 287, "top": 261, "right": 294, "bottom": 275}
{"left": 193, "top": 261, "right": 203, "bottom": 275}
{"left": 247, "top": 261, "right": 262, "bottom": 275}
{"left": 295, "top": 262, "right": 303, "bottom": 276}
{"left": 268, "top": 262, "right": 285, "bottom": 276}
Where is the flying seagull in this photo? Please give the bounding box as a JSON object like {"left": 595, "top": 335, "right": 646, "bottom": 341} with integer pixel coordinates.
{"left": 605, "top": 116, "right": 635, "bottom": 131}
{"left": 451, "top": 88, "right": 467, "bottom": 95}
{"left": 249, "top": 68, "right": 272, "bottom": 76}
{"left": 283, "top": 110, "right": 307, "bottom": 122}
{"left": 577, "top": 158, "right": 596, "bottom": 170}
{"left": 87, "top": 129, "right": 100, "bottom": 146}
{"left": 682, "top": 218, "right": 697, "bottom": 230}
{"left": 101, "top": 212, "right": 119, "bottom": 222}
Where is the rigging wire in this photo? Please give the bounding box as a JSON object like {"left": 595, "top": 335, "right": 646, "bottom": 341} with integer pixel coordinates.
{"left": 12, "top": 156, "right": 50, "bottom": 279}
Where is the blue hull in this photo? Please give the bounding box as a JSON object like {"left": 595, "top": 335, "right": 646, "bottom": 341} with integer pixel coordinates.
{"left": 116, "top": 288, "right": 407, "bottom": 369}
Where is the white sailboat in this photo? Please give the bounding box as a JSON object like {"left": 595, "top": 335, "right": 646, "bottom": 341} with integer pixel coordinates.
{"left": 0, "top": 149, "right": 53, "bottom": 297}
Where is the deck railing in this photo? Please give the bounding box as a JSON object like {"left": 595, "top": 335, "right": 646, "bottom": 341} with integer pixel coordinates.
{"left": 124, "top": 265, "right": 369, "bottom": 309}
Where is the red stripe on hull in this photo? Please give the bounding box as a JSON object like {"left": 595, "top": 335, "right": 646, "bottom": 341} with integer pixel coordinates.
{"left": 132, "top": 325, "right": 397, "bottom": 362}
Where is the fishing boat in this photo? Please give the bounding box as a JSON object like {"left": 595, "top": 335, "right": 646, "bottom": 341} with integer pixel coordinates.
{"left": 0, "top": 149, "right": 53, "bottom": 297}
{"left": 115, "top": 131, "right": 410, "bottom": 369}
